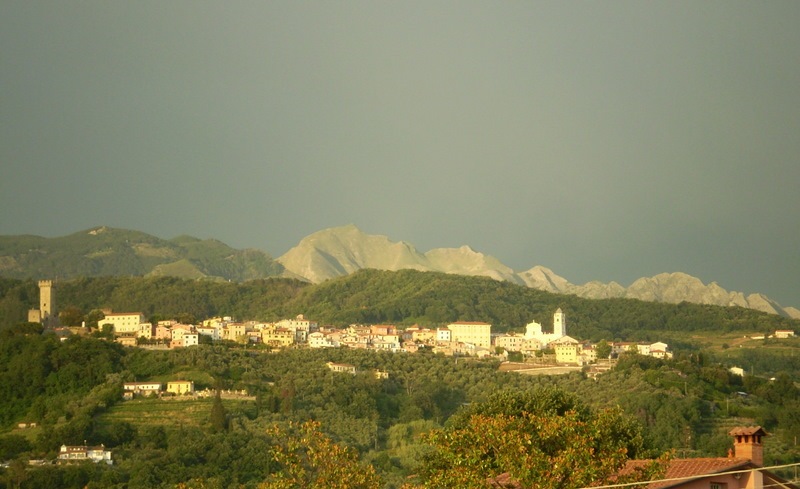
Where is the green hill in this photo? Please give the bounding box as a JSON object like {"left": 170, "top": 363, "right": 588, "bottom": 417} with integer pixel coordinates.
{"left": 0, "top": 226, "right": 284, "bottom": 281}
{"left": 2, "top": 270, "right": 797, "bottom": 342}
{"left": 0, "top": 332, "right": 797, "bottom": 488}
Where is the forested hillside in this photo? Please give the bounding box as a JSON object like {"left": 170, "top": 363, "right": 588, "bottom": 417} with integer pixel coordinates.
{"left": 1, "top": 270, "right": 797, "bottom": 340}
{"left": 0, "top": 227, "right": 284, "bottom": 281}
{"left": 0, "top": 331, "right": 797, "bottom": 488}
{"left": 2, "top": 269, "right": 799, "bottom": 487}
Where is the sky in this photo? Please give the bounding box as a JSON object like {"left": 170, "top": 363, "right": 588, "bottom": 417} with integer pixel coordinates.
{"left": 1, "top": 2, "right": 799, "bottom": 307}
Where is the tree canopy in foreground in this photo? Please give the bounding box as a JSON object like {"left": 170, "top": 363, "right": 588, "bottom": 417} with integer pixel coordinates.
{"left": 409, "top": 388, "right": 668, "bottom": 489}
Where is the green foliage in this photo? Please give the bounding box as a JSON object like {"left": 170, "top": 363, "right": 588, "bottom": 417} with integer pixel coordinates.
{"left": 0, "top": 434, "right": 32, "bottom": 460}
{"left": 595, "top": 339, "right": 612, "bottom": 359}
{"left": 0, "top": 290, "right": 798, "bottom": 488}
{"left": 413, "top": 388, "right": 666, "bottom": 489}
{"left": 0, "top": 279, "right": 37, "bottom": 328}
{"left": 260, "top": 420, "right": 382, "bottom": 489}
{"left": 58, "top": 306, "right": 84, "bottom": 327}
{"left": 52, "top": 276, "right": 306, "bottom": 323}
{"left": 710, "top": 344, "right": 800, "bottom": 378}
{"left": 209, "top": 391, "right": 228, "bottom": 433}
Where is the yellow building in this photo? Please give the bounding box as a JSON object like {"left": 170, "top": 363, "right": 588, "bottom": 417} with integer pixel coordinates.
{"left": 166, "top": 380, "right": 194, "bottom": 395}
{"left": 101, "top": 312, "right": 146, "bottom": 336}
{"left": 411, "top": 328, "right": 436, "bottom": 343}
{"left": 554, "top": 343, "right": 581, "bottom": 364}
{"left": 261, "top": 325, "right": 295, "bottom": 347}
{"left": 447, "top": 321, "right": 492, "bottom": 348}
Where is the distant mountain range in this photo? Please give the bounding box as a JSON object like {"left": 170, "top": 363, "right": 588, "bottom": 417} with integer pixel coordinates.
{"left": 1, "top": 225, "right": 797, "bottom": 319}
{"left": 277, "top": 225, "right": 800, "bottom": 319}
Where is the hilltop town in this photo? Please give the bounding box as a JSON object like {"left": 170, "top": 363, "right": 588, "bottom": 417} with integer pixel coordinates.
{"left": 95, "top": 310, "right": 674, "bottom": 367}
{"left": 29, "top": 279, "right": 679, "bottom": 367}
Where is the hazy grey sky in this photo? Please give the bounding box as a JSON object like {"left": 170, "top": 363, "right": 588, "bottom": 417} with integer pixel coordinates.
{"left": 2, "top": 2, "right": 799, "bottom": 307}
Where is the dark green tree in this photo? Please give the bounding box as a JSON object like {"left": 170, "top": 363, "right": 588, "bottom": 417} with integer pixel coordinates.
{"left": 0, "top": 434, "right": 32, "bottom": 461}
{"left": 85, "top": 309, "right": 105, "bottom": 329}
{"left": 596, "top": 340, "right": 612, "bottom": 360}
{"left": 58, "top": 306, "right": 84, "bottom": 327}
{"left": 209, "top": 390, "right": 228, "bottom": 433}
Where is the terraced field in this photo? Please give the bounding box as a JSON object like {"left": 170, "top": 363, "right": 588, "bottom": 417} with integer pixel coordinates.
{"left": 99, "top": 397, "right": 254, "bottom": 429}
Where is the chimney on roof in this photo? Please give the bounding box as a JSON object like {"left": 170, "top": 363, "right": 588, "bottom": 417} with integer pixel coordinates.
{"left": 729, "top": 426, "right": 767, "bottom": 466}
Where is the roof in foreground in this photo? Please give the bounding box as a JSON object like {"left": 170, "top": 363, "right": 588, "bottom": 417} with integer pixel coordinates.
{"left": 622, "top": 458, "right": 753, "bottom": 489}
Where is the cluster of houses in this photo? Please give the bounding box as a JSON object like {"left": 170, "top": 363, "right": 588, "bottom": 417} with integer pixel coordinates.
{"left": 121, "top": 380, "right": 251, "bottom": 400}
{"left": 97, "top": 312, "right": 319, "bottom": 349}
{"left": 89, "top": 308, "right": 675, "bottom": 366}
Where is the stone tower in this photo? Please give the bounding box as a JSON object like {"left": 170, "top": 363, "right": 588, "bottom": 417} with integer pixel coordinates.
{"left": 553, "top": 308, "right": 566, "bottom": 337}
{"left": 38, "top": 280, "right": 57, "bottom": 326}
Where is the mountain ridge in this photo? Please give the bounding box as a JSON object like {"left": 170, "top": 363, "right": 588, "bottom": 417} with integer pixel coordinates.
{"left": 277, "top": 225, "right": 798, "bottom": 319}
{"left": 0, "top": 225, "right": 795, "bottom": 318}
{"left": 0, "top": 226, "right": 284, "bottom": 282}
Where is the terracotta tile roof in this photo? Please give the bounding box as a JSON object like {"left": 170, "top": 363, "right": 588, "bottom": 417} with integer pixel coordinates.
{"left": 729, "top": 426, "right": 766, "bottom": 437}
{"left": 487, "top": 457, "right": 800, "bottom": 489}
{"left": 489, "top": 458, "right": 752, "bottom": 489}
{"left": 622, "top": 458, "right": 753, "bottom": 489}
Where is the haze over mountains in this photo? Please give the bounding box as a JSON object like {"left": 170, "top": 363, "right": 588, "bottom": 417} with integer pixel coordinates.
{"left": 0, "top": 225, "right": 797, "bottom": 319}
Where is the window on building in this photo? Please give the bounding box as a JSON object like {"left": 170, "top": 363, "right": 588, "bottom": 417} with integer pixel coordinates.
{"left": 710, "top": 482, "right": 727, "bottom": 489}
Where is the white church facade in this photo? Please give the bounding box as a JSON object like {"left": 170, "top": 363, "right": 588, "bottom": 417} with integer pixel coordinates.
{"left": 524, "top": 308, "right": 571, "bottom": 347}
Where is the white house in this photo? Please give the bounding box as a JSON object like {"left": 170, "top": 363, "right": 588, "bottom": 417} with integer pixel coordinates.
{"left": 182, "top": 333, "right": 199, "bottom": 347}
{"left": 58, "top": 445, "right": 112, "bottom": 465}
{"left": 196, "top": 325, "right": 221, "bottom": 341}
{"left": 729, "top": 366, "right": 745, "bottom": 377}
{"left": 123, "top": 382, "right": 162, "bottom": 395}
{"left": 308, "top": 331, "right": 337, "bottom": 348}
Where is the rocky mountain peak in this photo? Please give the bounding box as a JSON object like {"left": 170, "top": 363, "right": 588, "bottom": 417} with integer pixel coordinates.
{"left": 276, "top": 227, "right": 798, "bottom": 318}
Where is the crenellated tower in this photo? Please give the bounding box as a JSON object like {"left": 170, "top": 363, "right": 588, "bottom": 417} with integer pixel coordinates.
{"left": 28, "top": 280, "right": 57, "bottom": 326}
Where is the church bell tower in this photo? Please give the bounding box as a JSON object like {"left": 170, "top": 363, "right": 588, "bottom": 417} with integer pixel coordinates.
{"left": 553, "top": 308, "right": 566, "bottom": 337}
